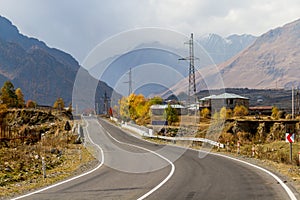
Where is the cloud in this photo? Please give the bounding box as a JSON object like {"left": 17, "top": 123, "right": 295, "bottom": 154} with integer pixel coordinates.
{"left": 0, "top": 0, "right": 299, "bottom": 63}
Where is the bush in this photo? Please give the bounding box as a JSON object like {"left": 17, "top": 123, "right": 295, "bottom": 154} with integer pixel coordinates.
{"left": 220, "top": 107, "right": 227, "bottom": 119}
{"left": 271, "top": 106, "right": 279, "bottom": 119}
{"left": 220, "top": 107, "right": 233, "bottom": 119}
{"left": 233, "top": 105, "right": 248, "bottom": 117}
{"left": 200, "top": 108, "right": 210, "bottom": 118}
{"left": 26, "top": 100, "right": 36, "bottom": 108}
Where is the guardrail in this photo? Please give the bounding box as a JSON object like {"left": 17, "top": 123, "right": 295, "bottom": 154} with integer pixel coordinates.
{"left": 149, "top": 135, "right": 225, "bottom": 148}
{"left": 114, "top": 117, "right": 225, "bottom": 148}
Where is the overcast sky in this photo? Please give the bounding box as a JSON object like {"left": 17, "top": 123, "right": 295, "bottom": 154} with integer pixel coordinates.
{"left": 0, "top": 0, "right": 299, "bottom": 64}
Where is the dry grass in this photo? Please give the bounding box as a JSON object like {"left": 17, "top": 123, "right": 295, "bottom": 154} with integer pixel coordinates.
{"left": 0, "top": 142, "right": 95, "bottom": 199}
{"left": 0, "top": 111, "right": 96, "bottom": 199}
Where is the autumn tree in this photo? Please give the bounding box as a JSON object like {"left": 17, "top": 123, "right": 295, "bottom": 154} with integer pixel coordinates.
{"left": 15, "top": 88, "right": 25, "bottom": 108}
{"left": 0, "top": 81, "right": 17, "bottom": 107}
{"left": 128, "top": 93, "right": 146, "bottom": 120}
{"left": 0, "top": 103, "right": 8, "bottom": 118}
{"left": 53, "top": 98, "right": 65, "bottom": 110}
{"left": 271, "top": 106, "right": 279, "bottom": 119}
{"left": 233, "top": 105, "right": 249, "bottom": 117}
{"left": 119, "top": 96, "right": 130, "bottom": 121}
{"left": 119, "top": 94, "right": 163, "bottom": 124}
{"left": 220, "top": 107, "right": 233, "bottom": 119}
{"left": 26, "top": 100, "right": 36, "bottom": 108}
{"left": 200, "top": 108, "right": 210, "bottom": 118}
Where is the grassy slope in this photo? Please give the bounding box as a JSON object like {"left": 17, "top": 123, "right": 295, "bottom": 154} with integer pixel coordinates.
{"left": 0, "top": 110, "right": 96, "bottom": 199}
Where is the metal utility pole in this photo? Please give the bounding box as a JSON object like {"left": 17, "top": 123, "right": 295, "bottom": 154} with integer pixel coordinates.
{"left": 124, "top": 68, "right": 133, "bottom": 96}
{"left": 297, "top": 87, "right": 300, "bottom": 115}
{"left": 179, "top": 33, "right": 196, "bottom": 97}
{"left": 103, "top": 91, "right": 110, "bottom": 115}
{"left": 95, "top": 103, "right": 99, "bottom": 115}
{"left": 292, "top": 86, "right": 294, "bottom": 119}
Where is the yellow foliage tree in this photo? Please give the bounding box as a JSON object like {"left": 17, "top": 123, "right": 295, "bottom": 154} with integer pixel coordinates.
{"left": 26, "top": 100, "right": 36, "bottom": 108}
{"left": 119, "top": 94, "right": 162, "bottom": 125}
{"left": 15, "top": 88, "right": 25, "bottom": 108}
{"left": 233, "top": 105, "right": 248, "bottom": 117}
{"left": 53, "top": 97, "right": 65, "bottom": 110}
{"left": 119, "top": 96, "right": 130, "bottom": 121}
{"left": 200, "top": 108, "right": 210, "bottom": 118}
{"left": 271, "top": 106, "right": 279, "bottom": 119}
{"left": 220, "top": 107, "right": 233, "bottom": 119}
{"left": 220, "top": 107, "right": 227, "bottom": 119}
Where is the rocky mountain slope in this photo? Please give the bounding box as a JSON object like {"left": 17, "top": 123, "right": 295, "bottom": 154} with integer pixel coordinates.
{"left": 0, "top": 16, "right": 115, "bottom": 108}
{"left": 198, "top": 33, "right": 256, "bottom": 64}
{"left": 167, "top": 18, "right": 300, "bottom": 97}
{"left": 218, "top": 18, "right": 300, "bottom": 89}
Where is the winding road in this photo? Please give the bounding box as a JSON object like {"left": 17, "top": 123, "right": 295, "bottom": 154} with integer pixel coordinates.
{"left": 15, "top": 116, "right": 298, "bottom": 200}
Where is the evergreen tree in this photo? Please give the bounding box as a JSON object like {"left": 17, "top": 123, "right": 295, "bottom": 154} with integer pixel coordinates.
{"left": 164, "top": 104, "right": 179, "bottom": 125}
{"left": 0, "top": 81, "right": 17, "bottom": 107}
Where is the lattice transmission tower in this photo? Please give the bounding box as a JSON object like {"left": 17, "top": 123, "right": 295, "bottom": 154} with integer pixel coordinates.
{"left": 179, "top": 33, "right": 197, "bottom": 97}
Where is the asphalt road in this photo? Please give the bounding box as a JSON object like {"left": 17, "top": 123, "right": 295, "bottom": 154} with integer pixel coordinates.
{"left": 16, "top": 116, "right": 297, "bottom": 200}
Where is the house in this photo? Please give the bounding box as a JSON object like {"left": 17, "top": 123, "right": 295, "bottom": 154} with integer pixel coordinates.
{"left": 150, "top": 104, "right": 187, "bottom": 126}
{"left": 150, "top": 104, "right": 187, "bottom": 115}
{"left": 199, "top": 93, "right": 249, "bottom": 113}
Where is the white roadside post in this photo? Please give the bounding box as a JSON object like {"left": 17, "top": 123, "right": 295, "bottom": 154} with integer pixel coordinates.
{"left": 42, "top": 157, "right": 46, "bottom": 178}
{"left": 251, "top": 145, "right": 255, "bottom": 157}
{"left": 237, "top": 141, "right": 240, "bottom": 154}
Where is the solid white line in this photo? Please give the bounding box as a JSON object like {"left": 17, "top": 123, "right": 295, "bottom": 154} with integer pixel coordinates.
{"left": 13, "top": 120, "right": 104, "bottom": 200}
{"left": 118, "top": 123, "right": 297, "bottom": 200}
{"left": 210, "top": 152, "right": 297, "bottom": 200}
{"left": 97, "top": 120, "right": 175, "bottom": 200}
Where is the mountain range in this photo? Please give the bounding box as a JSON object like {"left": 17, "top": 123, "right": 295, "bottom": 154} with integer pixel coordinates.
{"left": 1, "top": 14, "right": 299, "bottom": 106}
{"left": 197, "top": 33, "right": 256, "bottom": 64}
{"left": 218, "top": 18, "right": 300, "bottom": 89}
{"left": 92, "top": 32, "right": 256, "bottom": 97}
{"left": 0, "top": 16, "right": 115, "bottom": 111}
{"left": 167, "top": 18, "right": 300, "bottom": 97}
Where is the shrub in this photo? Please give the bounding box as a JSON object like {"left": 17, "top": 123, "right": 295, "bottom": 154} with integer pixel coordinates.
{"left": 271, "top": 106, "right": 279, "bottom": 119}
{"left": 26, "top": 100, "right": 36, "bottom": 108}
{"left": 220, "top": 107, "right": 227, "bottom": 119}
{"left": 200, "top": 108, "right": 210, "bottom": 118}
{"left": 233, "top": 105, "right": 248, "bottom": 117}
{"left": 220, "top": 107, "right": 233, "bottom": 119}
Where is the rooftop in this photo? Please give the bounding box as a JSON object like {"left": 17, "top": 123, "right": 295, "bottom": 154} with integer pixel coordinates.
{"left": 200, "top": 93, "right": 249, "bottom": 101}
{"left": 150, "top": 104, "right": 186, "bottom": 109}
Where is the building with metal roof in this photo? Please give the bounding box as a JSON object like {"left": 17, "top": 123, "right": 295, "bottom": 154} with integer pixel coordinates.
{"left": 150, "top": 104, "right": 187, "bottom": 116}
{"left": 199, "top": 93, "right": 249, "bottom": 113}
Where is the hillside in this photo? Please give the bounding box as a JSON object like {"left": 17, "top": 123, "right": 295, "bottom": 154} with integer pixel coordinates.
{"left": 166, "top": 18, "right": 300, "bottom": 97}
{"left": 0, "top": 16, "right": 116, "bottom": 108}
{"left": 218, "top": 18, "right": 300, "bottom": 89}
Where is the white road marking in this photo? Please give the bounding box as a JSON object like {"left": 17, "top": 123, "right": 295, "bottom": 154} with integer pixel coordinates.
{"left": 116, "top": 122, "right": 298, "bottom": 200}
{"left": 13, "top": 119, "right": 104, "bottom": 200}
{"left": 96, "top": 120, "right": 175, "bottom": 200}
{"left": 210, "top": 152, "right": 297, "bottom": 200}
